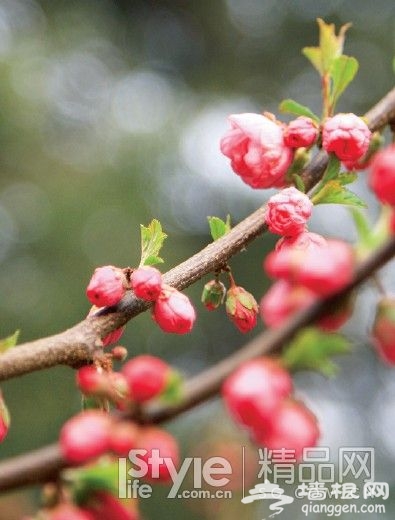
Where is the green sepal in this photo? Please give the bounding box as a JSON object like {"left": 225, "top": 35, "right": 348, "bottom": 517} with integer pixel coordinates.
{"left": 312, "top": 180, "right": 366, "bottom": 208}
{"left": 139, "top": 219, "right": 167, "bottom": 267}
{"left": 207, "top": 215, "right": 231, "bottom": 241}
{"left": 330, "top": 55, "right": 359, "bottom": 108}
{"left": 67, "top": 459, "right": 119, "bottom": 506}
{"left": 282, "top": 327, "right": 351, "bottom": 377}
{"left": 279, "top": 99, "right": 320, "bottom": 123}
{"left": 0, "top": 330, "right": 20, "bottom": 354}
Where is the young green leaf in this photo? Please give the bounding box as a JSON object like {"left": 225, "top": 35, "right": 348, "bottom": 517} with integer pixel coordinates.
{"left": 279, "top": 99, "right": 320, "bottom": 123}
{"left": 293, "top": 174, "right": 306, "bottom": 193}
{"left": 140, "top": 219, "right": 167, "bottom": 267}
{"left": 312, "top": 180, "right": 366, "bottom": 208}
{"left": 338, "top": 171, "right": 357, "bottom": 186}
{"left": 160, "top": 371, "right": 184, "bottom": 405}
{"left": 282, "top": 327, "right": 351, "bottom": 377}
{"left": 68, "top": 460, "right": 119, "bottom": 504}
{"left": 0, "top": 330, "right": 20, "bottom": 354}
{"left": 207, "top": 215, "right": 231, "bottom": 241}
{"left": 330, "top": 55, "right": 359, "bottom": 108}
{"left": 302, "top": 47, "right": 323, "bottom": 75}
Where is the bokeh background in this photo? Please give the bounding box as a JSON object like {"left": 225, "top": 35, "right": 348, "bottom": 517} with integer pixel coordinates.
{"left": 0, "top": 0, "right": 395, "bottom": 518}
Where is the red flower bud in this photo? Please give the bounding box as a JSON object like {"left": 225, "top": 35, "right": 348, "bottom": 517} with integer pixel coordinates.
{"left": 109, "top": 421, "right": 140, "bottom": 457}
{"left": 102, "top": 326, "right": 125, "bottom": 347}
{"left": 225, "top": 285, "right": 258, "bottom": 333}
{"left": 60, "top": 411, "right": 112, "bottom": 464}
{"left": 201, "top": 279, "right": 226, "bottom": 310}
{"left": 84, "top": 491, "right": 139, "bottom": 520}
{"left": 252, "top": 399, "right": 319, "bottom": 462}
{"left": 369, "top": 144, "right": 395, "bottom": 206}
{"left": 137, "top": 427, "right": 179, "bottom": 483}
{"left": 122, "top": 355, "right": 170, "bottom": 403}
{"left": 371, "top": 297, "right": 395, "bottom": 364}
{"left": 76, "top": 366, "right": 109, "bottom": 396}
{"left": 284, "top": 116, "right": 319, "bottom": 148}
{"left": 131, "top": 266, "right": 163, "bottom": 301}
{"left": 86, "top": 266, "right": 126, "bottom": 307}
{"left": 265, "top": 187, "right": 313, "bottom": 237}
{"left": 222, "top": 358, "right": 292, "bottom": 430}
{"left": 322, "top": 113, "right": 371, "bottom": 162}
{"left": 46, "top": 504, "right": 94, "bottom": 520}
{"left": 0, "top": 391, "right": 10, "bottom": 443}
{"left": 275, "top": 231, "right": 327, "bottom": 252}
{"left": 152, "top": 285, "right": 196, "bottom": 334}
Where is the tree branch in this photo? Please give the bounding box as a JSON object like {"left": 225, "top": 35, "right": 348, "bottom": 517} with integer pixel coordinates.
{"left": 1, "top": 86, "right": 395, "bottom": 382}
{"left": 1, "top": 235, "right": 395, "bottom": 492}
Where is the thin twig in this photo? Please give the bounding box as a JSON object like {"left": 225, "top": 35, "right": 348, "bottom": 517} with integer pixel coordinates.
{"left": 0, "top": 87, "right": 395, "bottom": 382}
{"left": 1, "top": 235, "right": 395, "bottom": 492}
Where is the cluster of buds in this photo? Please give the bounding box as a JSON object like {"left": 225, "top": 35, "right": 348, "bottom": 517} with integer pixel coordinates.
{"left": 261, "top": 233, "right": 355, "bottom": 330}
{"left": 60, "top": 410, "right": 179, "bottom": 483}
{"left": 220, "top": 112, "right": 371, "bottom": 190}
{"left": 86, "top": 265, "right": 196, "bottom": 341}
{"left": 222, "top": 358, "right": 319, "bottom": 461}
{"left": 202, "top": 276, "right": 258, "bottom": 333}
{"left": 76, "top": 354, "right": 178, "bottom": 409}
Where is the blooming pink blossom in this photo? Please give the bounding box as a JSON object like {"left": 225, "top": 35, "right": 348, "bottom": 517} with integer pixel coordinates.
{"left": 284, "top": 117, "right": 318, "bottom": 148}
{"left": 265, "top": 187, "right": 313, "bottom": 237}
{"left": 220, "top": 113, "right": 293, "bottom": 189}
{"left": 152, "top": 285, "right": 196, "bottom": 334}
{"left": 322, "top": 113, "right": 371, "bottom": 162}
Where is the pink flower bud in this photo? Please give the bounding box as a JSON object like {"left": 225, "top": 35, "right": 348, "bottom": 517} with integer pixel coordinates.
{"left": 0, "top": 391, "right": 10, "bottom": 443}
{"left": 201, "top": 279, "right": 226, "bottom": 310}
{"left": 284, "top": 116, "right": 319, "bottom": 148}
{"left": 122, "top": 355, "right": 170, "bottom": 403}
{"left": 265, "top": 187, "right": 313, "bottom": 237}
{"left": 86, "top": 266, "right": 126, "bottom": 307}
{"left": 252, "top": 399, "right": 319, "bottom": 462}
{"left": 109, "top": 421, "right": 140, "bottom": 456}
{"left": 76, "top": 366, "right": 109, "bottom": 396}
{"left": 369, "top": 144, "right": 395, "bottom": 206}
{"left": 260, "top": 280, "right": 316, "bottom": 328}
{"left": 220, "top": 113, "right": 293, "bottom": 189}
{"left": 225, "top": 285, "right": 258, "bottom": 333}
{"left": 152, "top": 285, "right": 196, "bottom": 334}
{"left": 102, "top": 326, "right": 125, "bottom": 347}
{"left": 137, "top": 427, "right": 179, "bottom": 483}
{"left": 322, "top": 113, "right": 371, "bottom": 162}
{"left": 84, "top": 491, "right": 139, "bottom": 520}
{"left": 265, "top": 239, "right": 354, "bottom": 297}
{"left": 275, "top": 231, "right": 327, "bottom": 252}
{"left": 47, "top": 504, "right": 94, "bottom": 520}
{"left": 131, "top": 266, "right": 163, "bottom": 301}
{"left": 60, "top": 411, "right": 112, "bottom": 464}
{"left": 371, "top": 297, "right": 395, "bottom": 364}
{"left": 222, "top": 358, "right": 292, "bottom": 430}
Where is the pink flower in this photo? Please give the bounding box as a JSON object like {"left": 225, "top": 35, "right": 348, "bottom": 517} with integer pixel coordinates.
{"left": 265, "top": 239, "right": 354, "bottom": 297}
{"left": 322, "top": 113, "right": 371, "bottom": 162}
{"left": 122, "top": 355, "right": 170, "bottom": 403}
{"left": 220, "top": 113, "right": 293, "bottom": 189}
{"left": 86, "top": 266, "right": 126, "bottom": 307}
{"left": 275, "top": 231, "right": 327, "bottom": 252}
{"left": 225, "top": 285, "right": 259, "bottom": 333}
{"left": 265, "top": 187, "right": 313, "bottom": 237}
{"left": 260, "top": 280, "right": 316, "bottom": 328}
{"left": 131, "top": 266, "right": 163, "bottom": 301}
{"left": 284, "top": 117, "right": 318, "bottom": 148}
{"left": 369, "top": 144, "right": 395, "bottom": 206}
{"left": 152, "top": 285, "right": 196, "bottom": 334}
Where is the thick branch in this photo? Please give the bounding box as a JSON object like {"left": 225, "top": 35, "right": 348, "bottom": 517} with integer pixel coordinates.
{"left": 1, "top": 86, "right": 395, "bottom": 382}
{"left": 1, "top": 235, "right": 395, "bottom": 492}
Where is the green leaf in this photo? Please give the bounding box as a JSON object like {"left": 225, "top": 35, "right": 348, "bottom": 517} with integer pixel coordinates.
{"left": 302, "top": 47, "right": 323, "bottom": 75}
{"left": 392, "top": 56, "right": 395, "bottom": 75}
{"left": 160, "top": 370, "right": 184, "bottom": 405}
{"left": 338, "top": 171, "right": 357, "bottom": 185}
{"left": 279, "top": 99, "right": 320, "bottom": 123}
{"left": 293, "top": 174, "right": 306, "bottom": 193}
{"left": 330, "top": 55, "right": 359, "bottom": 108}
{"left": 351, "top": 206, "right": 392, "bottom": 256}
{"left": 350, "top": 208, "right": 372, "bottom": 244}
{"left": 321, "top": 154, "right": 341, "bottom": 184}
{"left": 207, "top": 215, "right": 231, "bottom": 241}
{"left": 0, "top": 330, "right": 20, "bottom": 354}
{"left": 282, "top": 327, "right": 351, "bottom": 376}
{"left": 312, "top": 180, "right": 366, "bottom": 208}
{"left": 139, "top": 219, "right": 167, "bottom": 267}
{"left": 68, "top": 460, "right": 119, "bottom": 505}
